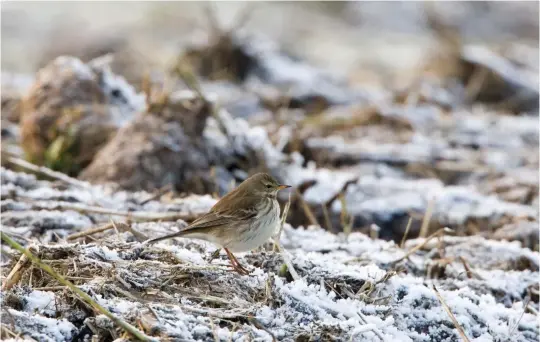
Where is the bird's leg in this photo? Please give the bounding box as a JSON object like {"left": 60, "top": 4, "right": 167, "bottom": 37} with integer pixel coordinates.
{"left": 224, "top": 248, "right": 250, "bottom": 275}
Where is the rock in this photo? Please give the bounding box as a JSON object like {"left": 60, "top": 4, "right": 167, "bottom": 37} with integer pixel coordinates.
{"left": 177, "top": 31, "right": 367, "bottom": 116}
{"left": 492, "top": 221, "right": 539, "bottom": 251}
{"left": 78, "top": 89, "right": 217, "bottom": 193}
{"left": 20, "top": 56, "right": 145, "bottom": 176}
{"left": 1, "top": 72, "right": 33, "bottom": 123}
{"left": 459, "top": 44, "right": 539, "bottom": 114}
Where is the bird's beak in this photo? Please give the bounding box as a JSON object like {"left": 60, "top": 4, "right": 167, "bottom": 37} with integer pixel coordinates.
{"left": 277, "top": 184, "right": 291, "bottom": 190}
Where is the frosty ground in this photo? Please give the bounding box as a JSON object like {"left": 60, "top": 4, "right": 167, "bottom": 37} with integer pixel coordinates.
{"left": 1, "top": 167, "right": 538, "bottom": 341}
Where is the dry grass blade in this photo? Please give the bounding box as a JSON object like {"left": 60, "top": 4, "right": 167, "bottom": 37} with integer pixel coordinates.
{"left": 22, "top": 201, "right": 198, "bottom": 222}
{"left": 273, "top": 239, "right": 300, "bottom": 281}
{"left": 419, "top": 198, "right": 436, "bottom": 238}
{"left": 458, "top": 256, "right": 474, "bottom": 279}
{"left": 400, "top": 217, "right": 413, "bottom": 248}
{"left": 321, "top": 203, "right": 334, "bottom": 232}
{"left": 433, "top": 285, "right": 471, "bottom": 342}
{"left": 248, "top": 315, "right": 277, "bottom": 342}
{"left": 509, "top": 297, "right": 531, "bottom": 335}
{"left": 272, "top": 193, "right": 300, "bottom": 280}
{"left": 273, "top": 193, "right": 291, "bottom": 252}
{"left": 66, "top": 222, "right": 114, "bottom": 241}
{"left": 4, "top": 155, "right": 91, "bottom": 190}
{"left": 2, "top": 252, "right": 29, "bottom": 290}
{"left": 339, "top": 193, "right": 353, "bottom": 240}
{"left": 139, "top": 184, "right": 173, "bottom": 205}
{"left": 0, "top": 232, "right": 154, "bottom": 342}
{"left": 174, "top": 63, "right": 232, "bottom": 145}
{"left": 295, "top": 189, "right": 320, "bottom": 227}
{"left": 392, "top": 228, "right": 454, "bottom": 264}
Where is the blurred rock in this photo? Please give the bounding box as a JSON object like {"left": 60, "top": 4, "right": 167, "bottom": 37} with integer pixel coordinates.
{"left": 492, "top": 220, "right": 539, "bottom": 251}
{"left": 37, "top": 28, "right": 153, "bottom": 89}
{"left": 79, "top": 89, "right": 272, "bottom": 195}
{"left": 1, "top": 72, "right": 33, "bottom": 123}
{"left": 79, "top": 89, "right": 215, "bottom": 193}
{"left": 177, "top": 31, "right": 366, "bottom": 117}
{"left": 424, "top": 7, "right": 539, "bottom": 114}
{"left": 20, "top": 56, "right": 145, "bottom": 176}
{"left": 459, "top": 44, "right": 539, "bottom": 114}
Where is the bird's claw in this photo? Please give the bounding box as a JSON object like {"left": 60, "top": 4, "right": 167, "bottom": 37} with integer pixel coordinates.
{"left": 225, "top": 262, "right": 250, "bottom": 275}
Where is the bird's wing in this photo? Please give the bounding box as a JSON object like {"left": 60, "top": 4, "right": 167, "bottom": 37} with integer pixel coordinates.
{"left": 186, "top": 195, "right": 260, "bottom": 231}
{"left": 145, "top": 196, "right": 259, "bottom": 244}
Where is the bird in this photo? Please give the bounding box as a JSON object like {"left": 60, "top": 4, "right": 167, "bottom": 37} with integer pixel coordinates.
{"left": 145, "top": 172, "right": 291, "bottom": 275}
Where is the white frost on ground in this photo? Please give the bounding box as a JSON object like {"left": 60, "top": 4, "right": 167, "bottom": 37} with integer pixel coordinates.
{"left": 1, "top": 169, "right": 538, "bottom": 341}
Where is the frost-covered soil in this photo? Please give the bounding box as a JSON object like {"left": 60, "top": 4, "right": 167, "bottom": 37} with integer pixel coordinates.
{"left": 1, "top": 168, "right": 538, "bottom": 341}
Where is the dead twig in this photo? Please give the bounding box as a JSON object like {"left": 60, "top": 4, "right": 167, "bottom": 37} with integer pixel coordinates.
{"left": 273, "top": 192, "right": 291, "bottom": 252}
{"left": 295, "top": 189, "right": 320, "bottom": 227}
{"left": 19, "top": 201, "right": 198, "bottom": 222}
{"left": 400, "top": 217, "right": 413, "bottom": 248}
{"left": 419, "top": 198, "right": 436, "bottom": 238}
{"left": 509, "top": 297, "right": 531, "bottom": 335}
{"left": 433, "top": 285, "right": 471, "bottom": 342}
{"left": 339, "top": 193, "right": 353, "bottom": 240}
{"left": 392, "top": 228, "right": 454, "bottom": 264}
{"left": 66, "top": 222, "right": 114, "bottom": 241}
{"left": 0, "top": 232, "right": 154, "bottom": 342}
{"left": 321, "top": 203, "right": 334, "bottom": 232}
{"left": 3, "top": 154, "right": 91, "bottom": 190}
{"left": 32, "top": 286, "right": 68, "bottom": 291}
{"left": 139, "top": 185, "right": 173, "bottom": 206}
{"left": 457, "top": 256, "right": 475, "bottom": 279}
{"left": 273, "top": 239, "right": 301, "bottom": 282}
{"left": 248, "top": 315, "right": 276, "bottom": 342}
{"left": 2, "top": 251, "right": 29, "bottom": 291}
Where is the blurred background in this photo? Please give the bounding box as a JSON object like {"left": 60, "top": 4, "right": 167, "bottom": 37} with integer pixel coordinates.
{"left": 1, "top": 1, "right": 539, "bottom": 245}
{"left": 2, "top": 1, "right": 539, "bottom": 83}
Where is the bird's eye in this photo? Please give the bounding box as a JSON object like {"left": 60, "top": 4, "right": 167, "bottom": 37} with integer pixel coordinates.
{"left": 266, "top": 184, "right": 272, "bottom": 189}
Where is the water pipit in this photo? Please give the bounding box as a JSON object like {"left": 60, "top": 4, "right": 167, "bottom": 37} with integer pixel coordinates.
{"left": 146, "top": 172, "right": 291, "bottom": 275}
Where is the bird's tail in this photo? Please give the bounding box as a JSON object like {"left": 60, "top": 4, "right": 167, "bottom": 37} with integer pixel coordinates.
{"left": 143, "top": 230, "right": 190, "bottom": 245}
{"left": 142, "top": 225, "right": 212, "bottom": 246}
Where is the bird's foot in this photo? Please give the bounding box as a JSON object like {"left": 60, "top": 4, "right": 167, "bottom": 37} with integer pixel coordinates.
{"left": 224, "top": 248, "right": 250, "bottom": 275}
{"left": 228, "top": 262, "right": 250, "bottom": 276}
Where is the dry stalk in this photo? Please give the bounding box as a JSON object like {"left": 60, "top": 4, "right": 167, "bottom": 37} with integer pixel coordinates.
{"left": 433, "top": 285, "right": 471, "bottom": 342}
{"left": 321, "top": 203, "right": 334, "bottom": 232}
{"left": 139, "top": 185, "right": 173, "bottom": 206}
{"left": 180, "top": 305, "right": 248, "bottom": 320}
{"left": 2, "top": 251, "right": 29, "bottom": 290}
{"left": 509, "top": 297, "right": 531, "bottom": 335}
{"left": 66, "top": 222, "right": 115, "bottom": 241}
{"left": 339, "top": 193, "right": 353, "bottom": 240}
{"left": 295, "top": 189, "right": 320, "bottom": 227}
{"left": 392, "top": 228, "right": 454, "bottom": 264}
{"left": 457, "top": 256, "right": 474, "bottom": 279}
{"left": 464, "top": 66, "right": 489, "bottom": 103}
{"left": 0, "top": 232, "right": 154, "bottom": 342}
{"left": 174, "top": 63, "right": 231, "bottom": 143}
{"left": 21, "top": 201, "right": 198, "bottom": 222}
{"left": 273, "top": 192, "right": 291, "bottom": 252}
{"left": 273, "top": 239, "right": 301, "bottom": 282}
{"left": 248, "top": 315, "right": 277, "bottom": 342}
{"left": 419, "top": 198, "right": 436, "bottom": 238}
{"left": 3, "top": 154, "right": 91, "bottom": 190}
{"left": 400, "top": 217, "right": 414, "bottom": 248}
